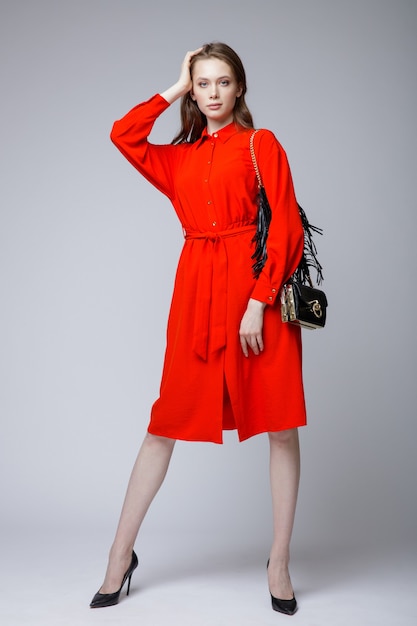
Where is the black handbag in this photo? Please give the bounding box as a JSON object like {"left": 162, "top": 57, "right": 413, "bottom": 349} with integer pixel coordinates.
{"left": 249, "top": 130, "right": 328, "bottom": 330}
{"left": 280, "top": 281, "right": 327, "bottom": 329}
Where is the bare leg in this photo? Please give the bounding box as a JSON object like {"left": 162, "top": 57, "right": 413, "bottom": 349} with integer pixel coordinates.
{"left": 267, "top": 428, "right": 300, "bottom": 600}
{"left": 99, "top": 432, "right": 176, "bottom": 594}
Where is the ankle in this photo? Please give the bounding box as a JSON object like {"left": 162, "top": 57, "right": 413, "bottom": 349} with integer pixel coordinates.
{"left": 268, "top": 550, "right": 290, "bottom": 569}
{"left": 109, "top": 543, "right": 134, "bottom": 561}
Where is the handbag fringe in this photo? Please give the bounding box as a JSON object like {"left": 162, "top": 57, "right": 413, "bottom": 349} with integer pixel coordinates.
{"left": 251, "top": 186, "right": 272, "bottom": 278}
{"left": 251, "top": 191, "right": 323, "bottom": 285}
{"left": 292, "top": 204, "right": 324, "bottom": 286}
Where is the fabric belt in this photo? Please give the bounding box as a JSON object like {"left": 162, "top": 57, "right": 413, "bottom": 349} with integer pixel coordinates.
{"left": 184, "top": 224, "right": 256, "bottom": 360}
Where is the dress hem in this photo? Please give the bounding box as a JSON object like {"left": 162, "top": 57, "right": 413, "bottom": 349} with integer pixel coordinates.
{"left": 147, "top": 420, "right": 307, "bottom": 445}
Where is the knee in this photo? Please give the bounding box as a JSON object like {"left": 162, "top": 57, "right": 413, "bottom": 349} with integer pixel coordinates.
{"left": 144, "top": 432, "right": 176, "bottom": 451}
{"left": 268, "top": 428, "right": 298, "bottom": 447}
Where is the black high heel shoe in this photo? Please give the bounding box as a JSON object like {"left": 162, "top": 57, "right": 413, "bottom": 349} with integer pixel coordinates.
{"left": 90, "top": 551, "right": 138, "bottom": 608}
{"left": 267, "top": 559, "right": 298, "bottom": 616}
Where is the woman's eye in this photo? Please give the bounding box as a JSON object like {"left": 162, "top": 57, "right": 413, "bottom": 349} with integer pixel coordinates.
{"left": 220, "top": 80, "right": 230, "bottom": 86}
{"left": 198, "top": 81, "right": 208, "bottom": 88}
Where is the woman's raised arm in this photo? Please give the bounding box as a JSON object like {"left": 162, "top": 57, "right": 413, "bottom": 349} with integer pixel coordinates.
{"left": 160, "top": 48, "right": 203, "bottom": 103}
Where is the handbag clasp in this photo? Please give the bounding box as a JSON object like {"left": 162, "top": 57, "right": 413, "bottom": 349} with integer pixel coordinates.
{"left": 309, "top": 300, "right": 323, "bottom": 319}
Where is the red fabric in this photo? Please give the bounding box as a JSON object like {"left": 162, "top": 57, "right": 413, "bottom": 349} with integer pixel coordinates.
{"left": 111, "top": 94, "right": 307, "bottom": 443}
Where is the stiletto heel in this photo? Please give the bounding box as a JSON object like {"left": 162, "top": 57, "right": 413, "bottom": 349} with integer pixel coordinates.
{"left": 126, "top": 572, "right": 133, "bottom": 596}
{"left": 267, "top": 559, "right": 298, "bottom": 615}
{"left": 90, "top": 551, "right": 138, "bottom": 608}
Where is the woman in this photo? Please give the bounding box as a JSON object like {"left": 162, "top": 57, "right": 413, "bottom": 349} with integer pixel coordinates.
{"left": 90, "top": 42, "right": 306, "bottom": 616}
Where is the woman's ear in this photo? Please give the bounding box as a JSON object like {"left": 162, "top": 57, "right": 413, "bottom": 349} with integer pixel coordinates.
{"left": 237, "top": 84, "right": 243, "bottom": 98}
{"left": 190, "top": 92, "right": 196, "bottom": 101}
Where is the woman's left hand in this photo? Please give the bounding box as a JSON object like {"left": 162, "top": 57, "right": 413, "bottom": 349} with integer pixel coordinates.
{"left": 239, "top": 298, "right": 266, "bottom": 357}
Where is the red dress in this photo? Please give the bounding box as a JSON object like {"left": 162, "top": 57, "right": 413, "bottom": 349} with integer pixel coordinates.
{"left": 111, "top": 94, "right": 306, "bottom": 443}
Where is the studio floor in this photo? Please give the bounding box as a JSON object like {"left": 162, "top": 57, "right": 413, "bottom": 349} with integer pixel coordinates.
{"left": 1, "top": 526, "right": 416, "bottom": 626}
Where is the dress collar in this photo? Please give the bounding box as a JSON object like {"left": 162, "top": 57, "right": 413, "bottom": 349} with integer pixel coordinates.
{"left": 196, "top": 122, "right": 243, "bottom": 147}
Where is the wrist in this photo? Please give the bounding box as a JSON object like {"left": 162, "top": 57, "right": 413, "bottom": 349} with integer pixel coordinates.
{"left": 161, "top": 82, "right": 190, "bottom": 104}
{"left": 248, "top": 298, "right": 267, "bottom": 311}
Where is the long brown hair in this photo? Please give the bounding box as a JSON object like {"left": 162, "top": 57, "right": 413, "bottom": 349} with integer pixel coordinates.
{"left": 172, "top": 42, "right": 254, "bottom": 144}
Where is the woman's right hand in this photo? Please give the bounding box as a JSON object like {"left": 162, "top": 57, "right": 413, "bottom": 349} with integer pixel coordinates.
{"left": 161, "top": 47, "right": 203, "bottom": 103}
{"left": 178, "top": 48, "right": 203, "bottom": 92}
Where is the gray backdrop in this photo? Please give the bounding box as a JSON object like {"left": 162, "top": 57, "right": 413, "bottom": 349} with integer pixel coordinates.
{"left": 1, "top": 0, "right": 416, "bottom": 557}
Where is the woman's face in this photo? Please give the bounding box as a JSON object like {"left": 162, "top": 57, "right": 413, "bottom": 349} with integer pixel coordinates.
{"left": 191, "top": 58, "right": 242, "bottom": 133}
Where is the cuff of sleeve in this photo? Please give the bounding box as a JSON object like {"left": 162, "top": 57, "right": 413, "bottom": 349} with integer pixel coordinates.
{"left": 157, "top": 93, "right": 172, "bottom": 107}
{"left": 250, "top": 282, "right": 280, "bottom": 306}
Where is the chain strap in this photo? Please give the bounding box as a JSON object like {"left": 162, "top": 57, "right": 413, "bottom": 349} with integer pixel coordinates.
{"left": 249, "top": 130, "right": 263, "bottom": 188}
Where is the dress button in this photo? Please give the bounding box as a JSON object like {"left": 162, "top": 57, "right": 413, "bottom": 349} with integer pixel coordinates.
{"left": 213, "top": 133, "right": 218, "bottom": 138}
{"left": 207, "top": 200, "right": 212, "bottom": 205}
{"left": 272, "top": 288, "right": 277, "bottom": 293}
{"left": 268, "top": 296, "right": 273, "bottom": 301}
{"left": 212, "top": 221, "right": 217, "bottom": 226}
{"left": 208, "top": 160, "right": 211, "bottom": 164}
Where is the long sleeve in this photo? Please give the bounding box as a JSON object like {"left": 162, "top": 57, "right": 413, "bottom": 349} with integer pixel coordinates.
{"left": 110, "top": 94, "right": 179, "bottom": 200}
{"left": 249, "top": 130, "right": 304, "bottom": 305}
